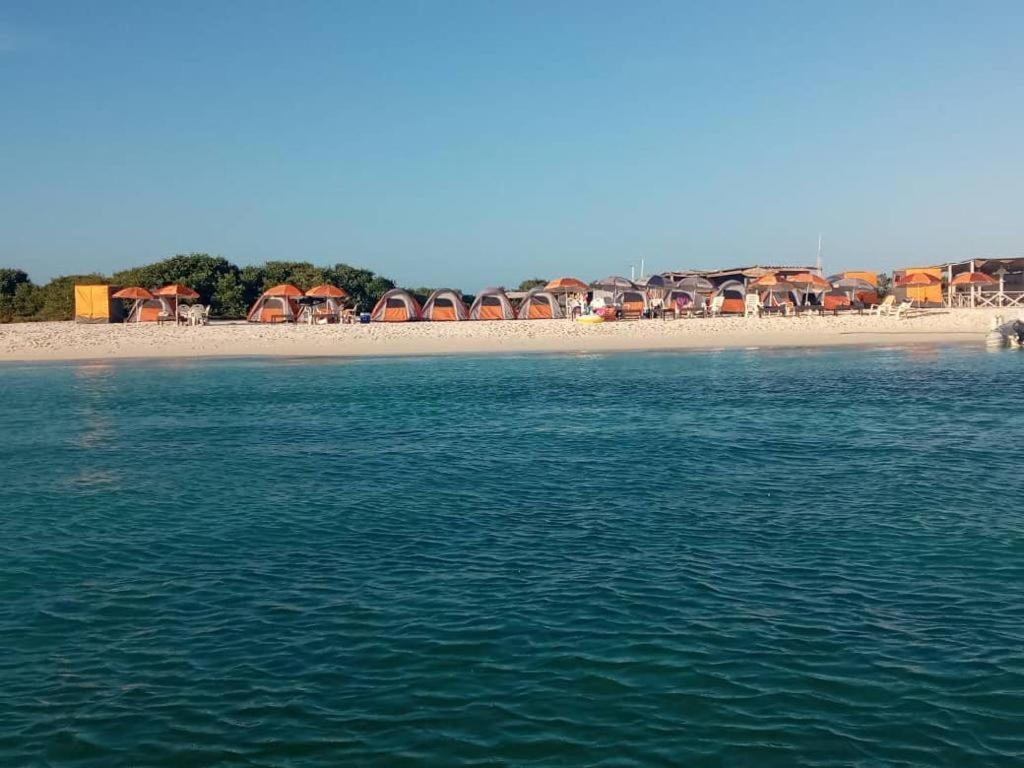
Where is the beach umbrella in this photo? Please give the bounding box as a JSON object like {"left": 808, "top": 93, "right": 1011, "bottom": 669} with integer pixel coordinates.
{"left": 306, "top": 284, "right": 348, "bottom": 298}
{"left": 545, "top": 277, "right": 589, "bottom": 293}
{"left": 112, "top": 287, "right": 154, "bottom": 300}
{"left": 594, "top": 276, "right": 636, "bottom": 290}
{"left": 897, "top": 272, "right": 941, "bottom": 287}
{"left": 112, "top": 287, "right": 155, "bottom": 324}
{"left": 827, "top": 276, "right": 876, "bottom": 304}
{"left": 544, "top": 277, "right": 589, "bottom": 318}
{"left": 263, "top": 283, "right": 304, "bottom": 298}
{"left": 897, "top": 272, "right": 941, "bottom": 307}
{"left": 829, "top": 276, "right": 874, "bottom": 292}
{"left": 788, "top": 273, "right": 832, "bottom": 290}
{"left": 787, "top": 273, "right": 831, "bottom": 306}
{"left": 949, "top": 272, "right": 996, "bottom": 286}
{"left": 152, "top": 284, "right": 199, "bottom": 325}
{"left": 675, "top": 276, "right": 714, "bottom": 293}
{"left": 154, "top": 284, "right": 200, "bottom": 299}
{"left": 949, "top": 271, "right": 996, "bottom": 307}
{"left": 749, "top": 274, "right": 797, "bottom": 308}
{"left": 749, "top": 273, "right": 794, "bottom": 289}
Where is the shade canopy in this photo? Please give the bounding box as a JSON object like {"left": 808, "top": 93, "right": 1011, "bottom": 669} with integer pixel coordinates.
{"left": 637, "top": 274, "right": 668, "bottom": 289}
{"left": 263, "top": 283, "right": 304, "bottom": 298}
{"left": 898, "top": 272, "right": 941, "bottom": 287}
{"left": 112, "top": 286, "right": 154, "bottom": 300}
{"left": 787, "top": 273, "right": 832, "bottom": 290}
{"left": 594, "top": 275, "right": 635, "bottom": 290}
{"left": 306, "top": 284, "right": 348, "bottom": 298}
{"left": 950, "top": 272, "right": 997, "bottom": 286}
{"left": 829, "top": 276, "right": 875, "bottom": 292}
{"left": 750, "top": 273, "right": 794, "bottom": 289}
{"left": 545, "top": 277, "right": 589, "bottom": 293}
{"left": 675, "top": 276, "right": 714, "bottom": 293}
{"left": 154, "top": 284, "right": 200, "bottom": 299}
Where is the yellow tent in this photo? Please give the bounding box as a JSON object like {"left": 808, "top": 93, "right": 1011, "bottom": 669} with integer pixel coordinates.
{"left": 74, "top": 285, "right": 123, "bottom": 323}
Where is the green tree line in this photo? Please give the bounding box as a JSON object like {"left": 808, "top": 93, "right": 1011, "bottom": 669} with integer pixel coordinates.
{"left": 0, "top": 254, "right": 398, "bottom": 322}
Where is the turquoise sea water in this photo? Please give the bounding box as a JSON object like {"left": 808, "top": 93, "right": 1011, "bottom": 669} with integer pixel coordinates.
{"left": 1, "top": 347, "right": 1022, "bottom": 767}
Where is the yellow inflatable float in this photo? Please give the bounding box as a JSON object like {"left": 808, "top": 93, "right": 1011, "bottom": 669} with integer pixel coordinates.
{"left": 575, "top": 314, "right": 604, "bottom": 325}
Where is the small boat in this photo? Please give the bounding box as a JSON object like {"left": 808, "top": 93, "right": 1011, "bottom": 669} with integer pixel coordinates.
{"left": 986, "top": 315, "right": 1024, "bottom": 348}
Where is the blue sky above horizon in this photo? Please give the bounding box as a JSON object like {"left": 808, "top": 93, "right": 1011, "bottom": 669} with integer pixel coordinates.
{"left": 2, "top": 0, "right": 1023, "bottom": 290}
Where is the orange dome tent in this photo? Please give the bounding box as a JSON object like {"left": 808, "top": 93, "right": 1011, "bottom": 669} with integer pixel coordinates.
{"left": 422, "top": 289, "right": 468, "bottom": 321}
{"left": 247, "top": 284, "right": 302, "bottom": 323}
{"left": 469, "top": 288, "right": 516, "bottom": 320}
{"left": 715, "top": 281, "right": 747, "bottom": 314}
{"left": 517, "top": 288, "right": 564, "bottom": 320}
{"left": 370, "top": 289, "right": 422, "bottom": 322}
{"left": 112, "top": 287, "right": 163, "bottom": 323}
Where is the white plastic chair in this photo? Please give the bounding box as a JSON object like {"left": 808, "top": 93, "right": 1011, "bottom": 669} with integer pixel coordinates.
{"left": 187, "top": 304, "right": 208, "bottom": 326}
{"left": 893, "top": 301, "right": 913, "bottom": 319}
{"left": 743, "top": 294, "right": 761, "bottom": 317}
{"left": 871, "top": 296, "right": 896, "bottom": 316}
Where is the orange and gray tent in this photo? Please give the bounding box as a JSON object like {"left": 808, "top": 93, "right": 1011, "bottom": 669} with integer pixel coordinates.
{"left": 421, "top": 289, "right": 468, "bottom": 321}
{"left": 371, "top": 289, "right": 422, "bottom": 322}
{"left": 124, "top": 292, "right": 177, "bottom": 323}
{"left": 517, "top": 288, "right": 564, "bottom": 320}
{"left": 247, "top": 284, "right": 302, "bottom": 323}
{"left": 469, "top": 288, "right": 516, "bottom": 320}
{"left": 618, "top": 289, "right": 648, "bottom": 315}
{"left": 111, "top": 287, "right": 157, "bottom": 322}
{"left": 665, "top": 288, "right": 696, "bottom": 310}
{"left": 715, "top": 280, "right": 747, "bottom": 314}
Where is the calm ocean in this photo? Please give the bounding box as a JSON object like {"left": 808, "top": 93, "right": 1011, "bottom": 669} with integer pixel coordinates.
{"left": 1, "top": 347, "right": 1021, "bottom": 766}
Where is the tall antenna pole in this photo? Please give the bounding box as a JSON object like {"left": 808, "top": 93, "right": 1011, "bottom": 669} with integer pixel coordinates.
{"left": 816, "top": 234, "right": 823, "bottom": 274}
{"left": 640, "top": 258, "right": 645, "bottom": 280}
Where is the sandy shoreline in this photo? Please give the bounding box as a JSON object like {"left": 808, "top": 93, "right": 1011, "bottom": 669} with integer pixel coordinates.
{"left": 0, "top": 308, "right": 1013, "bottom": 363}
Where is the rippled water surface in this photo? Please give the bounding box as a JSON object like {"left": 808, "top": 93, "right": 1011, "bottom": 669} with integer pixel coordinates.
{"left": 1, "top": 347, "right": 1023, "bottom": 766}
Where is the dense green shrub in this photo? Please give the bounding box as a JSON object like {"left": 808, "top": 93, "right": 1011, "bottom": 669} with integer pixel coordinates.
{"left": 0, "top": 255, "right": 399, "bottom": 321}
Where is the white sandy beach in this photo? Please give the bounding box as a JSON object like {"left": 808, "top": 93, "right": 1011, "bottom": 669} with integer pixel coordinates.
{"left": 0, "top": 307, "right": 1015, "bottom": 362}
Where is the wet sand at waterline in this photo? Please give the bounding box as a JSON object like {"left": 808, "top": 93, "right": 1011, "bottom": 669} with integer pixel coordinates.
{"left": 0, "top": 307, "right": 1014, "bottom": 362}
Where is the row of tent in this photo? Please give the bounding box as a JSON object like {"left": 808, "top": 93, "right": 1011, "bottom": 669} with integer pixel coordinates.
{"left": 373, "top": 287, "right": 564, "bottom": 321}
{"left": 78, "top": 271, "right": 882, "bottom": 325}
{"left": 244, "top": 285, "right": 566, "bottom": 323}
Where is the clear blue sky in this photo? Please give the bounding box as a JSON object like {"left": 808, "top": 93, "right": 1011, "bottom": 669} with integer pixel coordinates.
{"left": 2, "top": 1, "right": 1023, "bottom": 290}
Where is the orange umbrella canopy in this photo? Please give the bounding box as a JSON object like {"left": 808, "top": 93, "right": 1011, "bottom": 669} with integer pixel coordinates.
{"left": 950, "top": 272, "right": 997, "bottom": 286}
{"left": 787, "top": 273, "right": 832, "bottom": 289}
{"left": 112, "top": 286, "right": 154, "bottom": 300}
{"left": 305, "top": 284, "right": 348, "bottom": 298}
{"left": 263, "top": 283, "right": 303, "bottom": 298}
{"left": 545, "top": 277, "right": 589, "bottom": 292}
{"left": 898, "top": 272, "right": 941, "bottom": 287}
{"left": 154, "top": 283, "right": 200, "bottom": 298}
{"left": 750, "top": 273, "right": 793, "bottom": 288}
